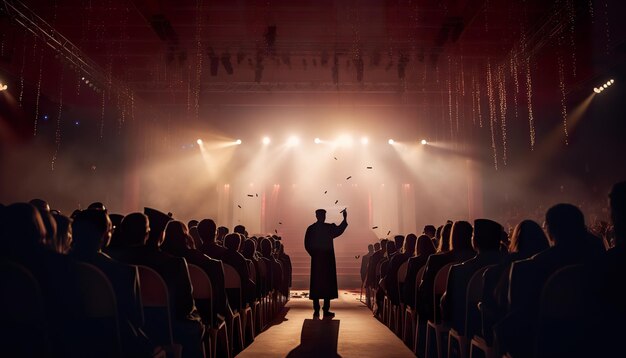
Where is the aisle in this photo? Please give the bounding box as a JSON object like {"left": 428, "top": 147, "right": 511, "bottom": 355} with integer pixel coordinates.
{"left": 237, "top": 290, "right": 415, "bottom": 358}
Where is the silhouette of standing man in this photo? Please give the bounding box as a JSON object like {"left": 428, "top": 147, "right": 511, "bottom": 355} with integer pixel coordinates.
{"left": 304, "top": 208, "right": 348, "bottom": 318}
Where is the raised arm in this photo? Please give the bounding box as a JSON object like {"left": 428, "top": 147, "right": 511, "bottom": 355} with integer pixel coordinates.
{"left": 332, "top": 209, "right": 348, "bottom": 238}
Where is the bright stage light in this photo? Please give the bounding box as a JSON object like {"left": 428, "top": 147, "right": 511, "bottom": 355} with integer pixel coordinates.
{"left": 196, "top": 139, "right": 203, "bottom": 145}
{"left": 336, "top": 135, "right": 353, "bottom": 147}
{"left": 421, "top": 139, "right": 428, "bottom": 145}
{"left": 235, "top": 139, "right": 242, "bottom": 145}
{"left": 287, "top": 136, "right": 300, "bottom": 146}
{"left": 610, "top": 79, "right": 614, "bottom": 84}
{"left": 594, "top": 88, "right": 601, "bottom": 94}
{"left": 262, "top": 136, "right": 271, "bottom": 145}
{"left": 388, "top": 139, "right": 395, "bottom": 145}
{"left": 603, "top": 84, "right": 608, "bottom": 88}
{"left": 0, "top": 83, "right": 7, "bottom": 91}
{"left": 314, "top": 138, "right": 321, "bottom": 144}
{"left": 361, "top": 137, "right": 369, "bottom": 145}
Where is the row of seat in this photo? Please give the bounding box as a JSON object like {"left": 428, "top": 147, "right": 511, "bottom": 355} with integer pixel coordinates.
{"left": 0, "top": 259, "right": 289, "bottom": 358}
{"left": 367, "top": 260, "right": 590, "bottom": 358}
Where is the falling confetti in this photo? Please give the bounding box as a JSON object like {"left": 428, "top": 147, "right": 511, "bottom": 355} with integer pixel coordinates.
{"left": 355, "top": 255, "right": 360, "bottom": 259}
{"left": 335, "top": 200, "right": 339, "bottom": 204}
{"left": 372, "top": 226, "right": 378, "bottom": 229}
{"left": 256, "top": 193, "right": 258, "bottom": 197}
{"left": 387, "top": 230, "right": 391, "bottom": 235}
{"left": 334, "top": 157, "right": 338, "bottom": 160}
{"left": 274, "top": 229, "right": 278, "bottom": 233}
{"left": 279, "top": 222, "right": 282, "bottom": 225}
{"left": 237, "top": 205, "right": 242, "bottom": 208}
{"left": 247, "top": 194, "right": 254, "bottom": 197}
{"left": 346, "top": 176, "right": 352, "bottom": 180}
{"left": 366, "top": 166, "right": 372, "bottom": 169}
{"left": 324, "top": 190, "right": 328, "bottom": 194}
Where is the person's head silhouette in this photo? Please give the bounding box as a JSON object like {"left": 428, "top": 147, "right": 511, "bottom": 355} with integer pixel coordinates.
{"left": 450, "top": 221, "right": 474, "bottom": 252}
{"left": 197, "top": 219, "right": 217, "bottom": 244}
{"left": 71, "top": 209, "right": 111, "bottom": 254}
{"left": 404, "top": 233, "right": 418, "bottom": 256}
{"left": 367, "top": 244, "right": 374, "bottom": 254}
{"left": 374, "top": 242, "right": 381, "bottom": 251}
{"left": 224, "top": 233, "right": 242, "bottom": 251}
{"left": 545, "top": 203, "right": 586, "bottom": 246}
{"left": 118, "top": 213, "right": 150, "bottom": 247}
{"left": 472, "top": 219, "right": 503, "bottom": 252}
{"left": 509, "top": 220, "right": 549, "bottom": 256}
{"left": 315, "top": 209, "right": 326, "bottom": 223}
{"left": 424, "top": 225, "right": 436, "bottom": 238}
{"left": 0, "top": 203, "right": 46, "bottom": 256}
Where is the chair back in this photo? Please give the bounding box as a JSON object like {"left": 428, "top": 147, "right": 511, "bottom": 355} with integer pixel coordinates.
{"left": 248, "top": 260, "right": 257, "bottom": 282}
{"left": 187, "top": 264, "right": 214, "bottom": 325}
{"left": 188, "top": 264, "right": 212, "bottom": 299}
{"left": 432, "top": 263, "right": 454, "bottom": 322}
{"left": 463, "top": 265, "right": 495, "bottom": 337}
{"left": 416, "top": 266, "right": 426, "bottom": 284}
{"left": 74, "top": 262, "right": 122, "bottom": 357}
{"left": 537, "top": 264, "right": 588, "bottom": 358}
{"left": 257, "top": 258, "right": 269, "bottom": 294}
{"left": 0, "top": 261, "right": 46, "bottom": 356}
{"left": 137, "top": 265, "right": 174, "bottom": 345}
{"left": 398, "top": 261, "right": 409, "bottom": 284}
{"left": 224, "top": 263, "right": 243, "bottom": 310}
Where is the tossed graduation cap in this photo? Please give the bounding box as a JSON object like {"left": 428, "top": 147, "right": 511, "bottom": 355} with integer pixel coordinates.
{"left": 144, "top": 207, "right": 172, "bottom": 238}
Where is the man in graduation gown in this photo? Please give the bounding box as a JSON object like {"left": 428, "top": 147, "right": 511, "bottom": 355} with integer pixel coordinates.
{"left": 304, "top": 208, "right": 348, "bottom": 318}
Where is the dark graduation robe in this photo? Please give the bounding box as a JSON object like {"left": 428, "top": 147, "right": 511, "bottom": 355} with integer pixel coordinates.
{"left": 304, "top": 219, "right": 347, "bottom": 299}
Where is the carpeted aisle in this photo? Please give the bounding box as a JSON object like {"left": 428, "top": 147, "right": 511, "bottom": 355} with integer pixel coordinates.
{"left": 237, "top": 290, "right": 415, "bottom": 358}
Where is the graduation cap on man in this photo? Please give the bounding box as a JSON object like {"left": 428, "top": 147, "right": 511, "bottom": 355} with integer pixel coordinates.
{"left": 144, "top": 207, "right": 173, "bottom": 249}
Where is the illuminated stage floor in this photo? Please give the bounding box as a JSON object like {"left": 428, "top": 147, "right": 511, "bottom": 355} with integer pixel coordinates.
{"left": 237, "top": 290, "right": 415, "bottom": 358}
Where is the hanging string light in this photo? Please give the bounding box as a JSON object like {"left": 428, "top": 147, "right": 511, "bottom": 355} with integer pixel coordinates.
{"left": 471, "top": 75, "right": 477, "bottom": 126}
{"left": 18, "top": 31, "right": 27, "bottom": 106}
{"left": 487, "top": 61, "right": 498, "bottom": 170}
{"left": 557, "top": 53, "right": 569, "bottom": 145}
{"left": 497, "top": 65, "right": 508, "bottom": 165}
{"left": 525, "top": 55, "right": 536, "bottom": 150}
{"left": 476, "top": 72, "right": 483, "bottom": 128}
{"left": 194, "top": 0, "right": 204, "bottom": 120}
{"left": 447, "top": 58, "right": 454, "bottom": 139}
{"left": 509, "top": 49, "right": 520, "bottom": 119}
{"left": 33, "top": 51, "right": 44, "bottom": 136}
{"left": 51, "top": 67, "right": 64, "bottom": 171}
{"left": 100, "top": 90, "right": 106, "bottom": 139}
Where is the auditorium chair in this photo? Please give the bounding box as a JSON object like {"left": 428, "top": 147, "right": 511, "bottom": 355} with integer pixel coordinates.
{"left": 535, "top": 264, "right": 589, "bottom": 358}
{"left": 188, "top": 264, "right": 229, "bottom": 358}
{"left": 74, "top": 262, "right": 122, "bottom": 358}
{"left": 425, "top": 263, "right": 454, "bottom": 358}
{"left": 392, "top": 260, "right": 409, "bottom": 336}
{"left": 0, "top": 261, "right": 46, "bottom": 357}
{"left": 137, "top": 265, "right": 183, "bottom": 358}
{"left": 247, "top": 261, "right": 263, "bottom": 334}
{"left": 447, "top": 265, "right": 495, "bottom": 358}
{"left": 403, "top": 266, "right": 426, "bottom": 351}
{"left": 223, "top": 263, "right": 246, "bottom": 354}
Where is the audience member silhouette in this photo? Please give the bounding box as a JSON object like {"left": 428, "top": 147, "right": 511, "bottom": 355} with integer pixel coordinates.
{"left": 500, "top": 203, "right": 604, "bottom": 357}
{"left": 277, "top": 241, "right": 293, "bottom": 295}
{"left": 1, "top": 203, "right": 82, "bottom": 356}
{"left": 221, "top": 233, "right": 257, "bottom": 309}
{"left": 217, "top": 226, "right": 229, "bottom": 244}
{"left": 52, "top": 212, "right": 73, "bottom": 254}
{"left": 242, "top": 238, "right": 266, "bottom": 298}
{"left": 144, "top": 207, "right": 171, "bottom": 249}
{"left": 106, "top": 213, "right": 205, "bottom": 358}
{"left": 69, "top": 209, "right": 155, "bottom": 356}
{"left": 161, "top": 220, "right": 233, "bottom": 324}
{"left": 360, "top": 244, "right": 375, "bottom": 285}
{"left": 403, "top": 234, "right": 436, "bottom": 309}
{"left": 385, "top": 233, "right": 417, "bottom": 305}
{"left": 441, "top": 219, "right": 504, "bottom": 336}
{"left": 29, "top": 198, "right": 57, "bottom": 252}
{"left": 260, "top": 237, "right": 284, "bottom": 294}
{"left": 198, "top": 219, "right": 227, "bottom": 259}
{"left": 366, "top": 239, "right": 387, "bottom": 289}
{"left": 480, "top": 220, "right": 549, "bottom": 343}
{"left": 418, "top": 221, "right": 474, "bottom": 322}
{"left": 304, "top": 208, "right": 348, "bottom": 318}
